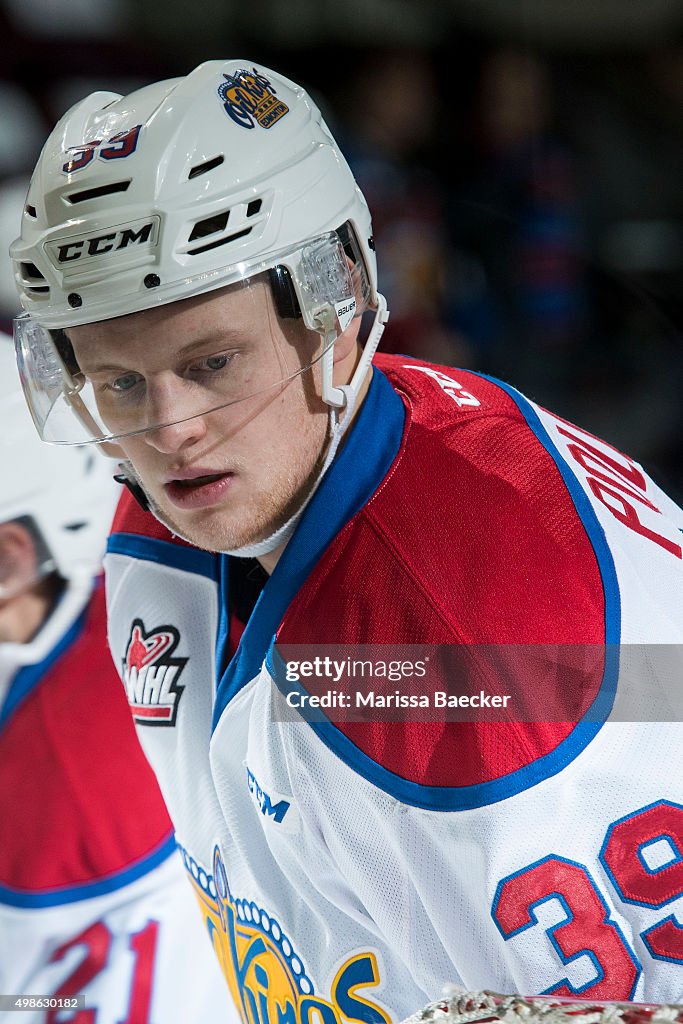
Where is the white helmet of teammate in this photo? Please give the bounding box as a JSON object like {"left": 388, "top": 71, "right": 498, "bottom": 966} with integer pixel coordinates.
{"left": 10, "top": 59, "right": 388, "bottom": 445}
{"left": 0, "top": 337, "right": 119, "bottom": 583}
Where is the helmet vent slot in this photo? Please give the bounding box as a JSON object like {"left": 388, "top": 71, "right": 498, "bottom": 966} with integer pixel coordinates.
{"left": 25, "top": 205, "right": 37, "bottom": 218}
{"left": 22, "top": 261, "right": 46, "bottom": 281}
{"left": 20, "top": 261, "right": 50, "bottom": 294}
{"left": 246, "top": 198, "right": 262, "bottom": 217}
{"left": 66, "top": 181, "right": 131, "bottom": 204}
{"left": 187, "top": 226, "right": 252, "bottom": 256}
{"left": 188, "top": 210, "right": 230, "bottom": 243}
{"left": 188, "top": 155, "right": 225, "bottom": 179}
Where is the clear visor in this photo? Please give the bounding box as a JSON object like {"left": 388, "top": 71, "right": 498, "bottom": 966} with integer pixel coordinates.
{"left": 14, "top": 231, "right": 367, "bottom": 445}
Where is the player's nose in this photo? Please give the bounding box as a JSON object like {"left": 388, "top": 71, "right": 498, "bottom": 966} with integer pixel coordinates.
{"left": 142, "top": 378, "right": 208, "bottom": 453}
{"left": 144, "top": 413, "right": 208, "bottom": 454}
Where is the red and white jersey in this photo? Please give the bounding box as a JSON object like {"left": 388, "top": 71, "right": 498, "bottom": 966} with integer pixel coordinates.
{"left": 105, "top": 355, "right": 683, "bottom": 1023}
{"left": 0, "top": 575, "right": 234, "bottom": 1023}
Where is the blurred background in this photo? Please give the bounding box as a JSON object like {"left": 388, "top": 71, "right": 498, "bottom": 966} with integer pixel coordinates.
{"left": 0, "top": 0, "right": 681, "bottom": 496}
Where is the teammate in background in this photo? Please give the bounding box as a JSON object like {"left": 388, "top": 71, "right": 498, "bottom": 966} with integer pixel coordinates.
{"left": 0, "top": 339, "right": 233, "bottom": 1021}
{"left": 10, "top": 61, "right": 683, "bottom": 1022}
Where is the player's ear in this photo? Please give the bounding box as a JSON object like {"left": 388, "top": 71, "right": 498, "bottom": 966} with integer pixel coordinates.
{"left": 0, "top": 521, "right": 40, "bottom": 600}
{"left": 332, "top": 315, "right": 362, "bottom": 365}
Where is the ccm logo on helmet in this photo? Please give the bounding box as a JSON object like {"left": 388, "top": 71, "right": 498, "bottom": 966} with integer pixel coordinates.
{"left": 47, "top": 217, "right": 160, "bottom": 266}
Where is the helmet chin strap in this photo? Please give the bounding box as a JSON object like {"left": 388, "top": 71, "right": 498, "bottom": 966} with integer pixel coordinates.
{"left": 224, "top": 388, "right": 356, "bottom": 559}
{"left": 224, "top": 295, "right": 388, "bottom": 560}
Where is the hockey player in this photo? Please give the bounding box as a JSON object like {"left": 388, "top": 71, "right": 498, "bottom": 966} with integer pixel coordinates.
{"left": 9, "top": 61, "right": 683, "bottom": 1022}
{"left": 0, "top": 339, "right": 233, "bottom": 1021}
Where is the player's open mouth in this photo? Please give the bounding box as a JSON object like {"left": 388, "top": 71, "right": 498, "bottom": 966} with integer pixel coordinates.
{"left": 163, "top": 472, "right": 235, "bottom": 510}
{"left": 175, "top": 473, "right": 224, "bottom": 487}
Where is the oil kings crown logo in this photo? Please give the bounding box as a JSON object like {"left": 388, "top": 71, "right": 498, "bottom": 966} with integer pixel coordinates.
{"left": 182, "top": 843, "right": 392, "bottom": 1024}
{"left": 217, "top": 67, "right": 289, "bottom": 130}
{"left": 122, "top": 619, "right": 187, "bottom": 726}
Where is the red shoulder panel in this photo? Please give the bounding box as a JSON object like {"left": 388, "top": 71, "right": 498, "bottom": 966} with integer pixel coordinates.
{"left": 0, "top": 580, "right": 173, "bottom": 892}
{"left": 112, "top": 488, "right": 192, "bottom": 546}
{"left": 279, "top": 356, "right": 606, "bottom": 788}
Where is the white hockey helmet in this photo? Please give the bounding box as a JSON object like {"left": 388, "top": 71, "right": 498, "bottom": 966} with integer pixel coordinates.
{"left": 11, "top": 60, "right": 388, "bottom": 444}
{"left": 0, "top": 336, "right": 120, "bottom": 583}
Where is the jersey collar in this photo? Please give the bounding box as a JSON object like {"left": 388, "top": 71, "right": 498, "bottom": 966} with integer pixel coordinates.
{"left": 212, "top": 366, "right": 406, "bottom": 729}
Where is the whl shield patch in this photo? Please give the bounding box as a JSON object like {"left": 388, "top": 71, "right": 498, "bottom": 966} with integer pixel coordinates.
{"left": 122, "top": 619, "right": 187, "bottom": 726}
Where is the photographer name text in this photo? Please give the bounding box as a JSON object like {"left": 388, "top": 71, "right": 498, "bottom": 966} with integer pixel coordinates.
{"left": 284, "top": 689, "right": 512, "bottom": 709}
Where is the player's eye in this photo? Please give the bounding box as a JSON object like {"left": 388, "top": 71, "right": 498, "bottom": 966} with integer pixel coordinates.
{"left": 109, "top": 371, "right": 143, "bottom": 393}
{"left": 188, "top": 352, "right": 235, "bottom": 374}
{"left": 204, "top": 354, "right": 230, "bottom": 371}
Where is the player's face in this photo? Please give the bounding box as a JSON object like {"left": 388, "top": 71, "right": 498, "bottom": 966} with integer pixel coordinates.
{"left": 68, "top": 283, "right": 331, "bottom": 554}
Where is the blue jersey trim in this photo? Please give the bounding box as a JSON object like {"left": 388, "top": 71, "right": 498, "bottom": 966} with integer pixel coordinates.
{"left": 107, "top": 532, "right": 218, "bottom": 581}
{"left": 212, "top": 368, "right": 406, "bottom": 731}
{"left": 215, "top": 556, "right": 231, "bottom": 693}
{"left": 0, "top": 596, "right": 89, "bottom": 732}
{"left": 0, "top": 832, "right": 177, "bottom": 908}
{"left": 266, "top": 646, "right": 614, "bottom": 811}
{"left": 264, "top": 372, "right": 622, "bottom": 810}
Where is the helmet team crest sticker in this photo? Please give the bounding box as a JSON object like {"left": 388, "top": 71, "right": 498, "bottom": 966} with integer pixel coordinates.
{"left": 122, "top": 619, "right": 187, "bottom": 726}
{"left": 217, "top": 68, "right": 289, "bottom": 129}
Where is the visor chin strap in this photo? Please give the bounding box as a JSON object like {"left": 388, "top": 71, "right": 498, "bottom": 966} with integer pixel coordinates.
{"left": 224, "top": 294, "right": 388, "bottom": 561}
{"left": 223, "top": 386, "right": 356, "bottom": 559}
